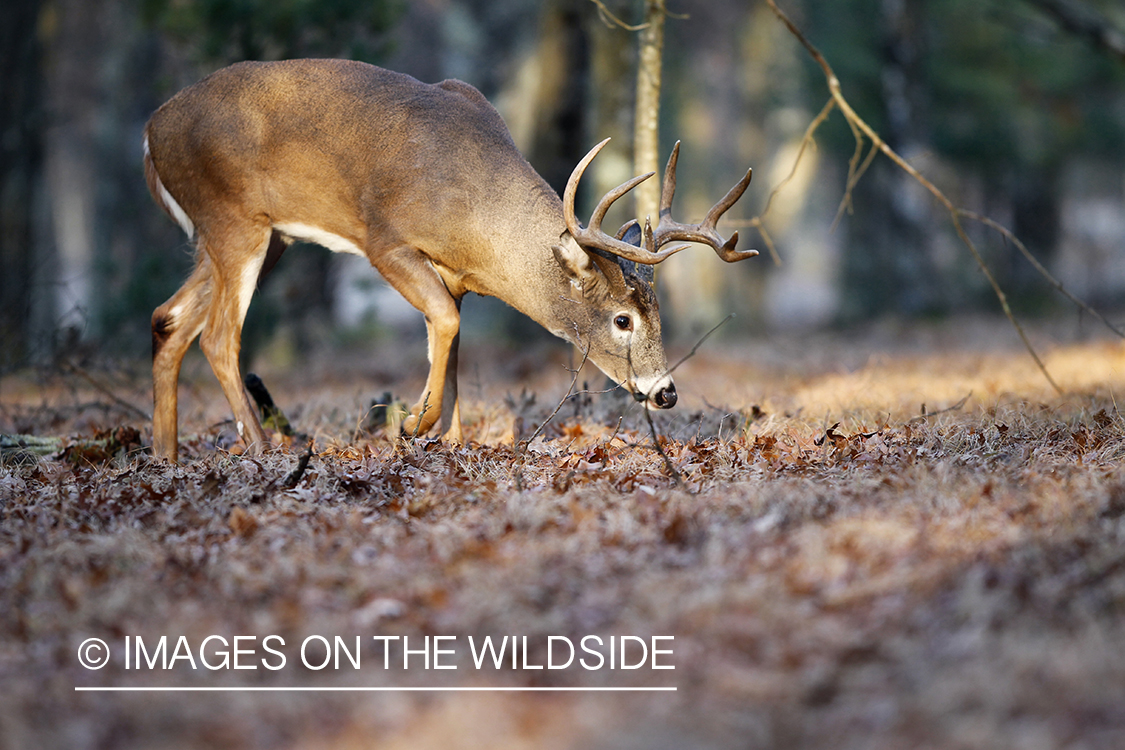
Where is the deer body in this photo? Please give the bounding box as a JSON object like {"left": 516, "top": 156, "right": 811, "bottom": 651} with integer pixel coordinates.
{"left": 145, "top": 59, "right": 752, "bottom": 461}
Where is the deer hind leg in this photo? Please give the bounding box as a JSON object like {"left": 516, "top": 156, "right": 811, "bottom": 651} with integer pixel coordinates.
{"left": 371, "top": 244, "right": 462, "bottom": 440}
{"left": 152, "top": 254, "right": 214, "bottom": 461}
{"left": 196, "top": 224, "right": 272, "bottom": 454}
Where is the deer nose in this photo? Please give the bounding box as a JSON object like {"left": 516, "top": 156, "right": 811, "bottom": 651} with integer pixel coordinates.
{"left": 653, "top": 383, "right": 677, "bottom": 409}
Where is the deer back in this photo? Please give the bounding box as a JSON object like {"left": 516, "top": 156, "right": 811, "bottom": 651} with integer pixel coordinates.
{"left": 146, "top": 60, "right": 564, "bottom": 288}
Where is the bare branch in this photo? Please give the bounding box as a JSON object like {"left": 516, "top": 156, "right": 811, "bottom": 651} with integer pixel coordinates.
{"left": 524, "top": 343, "right": 592, "bottom": 448}
{"left": 625, "top": 324, "right": 685, "bottom": 489}
{"left": 958, "top": 210, "right": 1125, "bottom": 339}
{"left": 1021, "top": 0, "right": 1125, "bottom": 64}
{"left": 59, "top": 360, "right": 150, "bottom": 422}
{"left": 831, "top": 136, "right": 879, "bottom": 232}
{"left": 589, "top": 0, "right": 649, "bottom": 31}
{"left": 665, "top": 314, "right": 735, "bottom": 380}
{"left": 761, "top": 0, "right": 1120, "bottom": 395}
{"left": 281, "top": 440, "right": 314, "bottom": 489}
{"left": 908, "top": 392, "right": 972, "bottom": 424}
{"left": 510, "top": 338, "right": 592, "bottom": 491}
{"left": 643, "top": 400, "right": 684, "bottom": 488}
{"left": 729, "top": 98, "right": 836, "bottom": 267}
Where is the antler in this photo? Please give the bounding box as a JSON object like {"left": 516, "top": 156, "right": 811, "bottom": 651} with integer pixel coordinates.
{"left": 563, "top": 138, "right": 756, "bottom": 266}
{"left": 649, "top": 141, "right": 756, "bottom": 263}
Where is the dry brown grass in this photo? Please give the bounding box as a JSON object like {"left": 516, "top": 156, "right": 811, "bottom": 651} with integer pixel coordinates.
{"left": 3, "top": 318, "right": 1125, "bottom": 749}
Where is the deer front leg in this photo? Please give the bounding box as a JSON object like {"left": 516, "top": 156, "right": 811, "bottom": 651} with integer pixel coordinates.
{"left": 372, "top": 245, "right": 462, "bottom": 440}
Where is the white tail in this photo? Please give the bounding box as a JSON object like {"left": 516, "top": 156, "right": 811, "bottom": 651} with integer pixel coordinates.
{"left": 144, "top": 59, "right": 754, "bottom": 460}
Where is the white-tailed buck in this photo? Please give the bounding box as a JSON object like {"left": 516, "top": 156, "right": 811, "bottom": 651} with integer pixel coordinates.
{"left": 144, "top": 59, "right": 754, "bottom": 461}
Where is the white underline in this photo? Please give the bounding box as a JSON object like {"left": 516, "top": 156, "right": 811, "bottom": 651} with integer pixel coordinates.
{"left": 75, "top": 686, "right": 676, "bottom": 692}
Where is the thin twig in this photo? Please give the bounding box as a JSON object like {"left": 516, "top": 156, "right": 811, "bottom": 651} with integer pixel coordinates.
{"left": 281, "top": 440, "right": 314, "bottom": 489}
{"left": 589, "top": 0, "right": 649, "bottom": 30}
{"left": 959, "top": 209, "right": 1125, "bottom": 338}
{"left": 830, "top": 110, "right": 881, "bottom": 230}
{"left": 589, "top": 0, "right": 688, "bottom": 30}
{"left": 408, "top": 392, "right": 431, "bottom": 440}
{"left": 621, "top": 323, "right": 685, "bottom": 487}
{"left": 749, "top": 221, "right": 781, "bottom": 268}
{"left": 643, "top": 403, "right": 684, "bottom": 488}
{"left": 765, "top": 99, "right": 835, "bottom": 222}
{"left": 59, "top": 361, "right": 151, "bottom": 422}
{"left": 730, "top": 98, "right": 837, "bottom": 267}
{"left": 524, "top": 344, "right": 592, "bottom": 448}
{"left": 949, "top": 211, "right": 1061, "bottom": 393}
{"left": 637, "top": 316, "right": 735, "bottom": 488}
{"left": 733, "top": 98, "right": 836, "bottom": 267}
{"left": 831, "top": 137, "right": 880, "bottom": 232}
{"left": 907, "top": 392, "right": 972, "bottom": 424}
{"left": 665, "top": 314, "right": 735, "bottom": 379}
{"left": 511, "top": 340, "right": 593, "bottom": 490}
{"left": 1021, "top": 0, "right": 1125, "bottom": 63}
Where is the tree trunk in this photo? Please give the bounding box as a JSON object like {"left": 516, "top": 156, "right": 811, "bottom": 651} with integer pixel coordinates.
{"left": 42, "top": 0, "right": 107, "bottom": 340}
{"left": 633, "top": 0, "right": 666, "bottom": 227}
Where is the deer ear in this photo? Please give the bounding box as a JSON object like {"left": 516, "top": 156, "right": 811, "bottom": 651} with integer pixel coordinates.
{"left": 614, "top": 221, "right": 653, "bottom": 284}
{"left": 552, "top": 239, "right": 596, "bottom": 283}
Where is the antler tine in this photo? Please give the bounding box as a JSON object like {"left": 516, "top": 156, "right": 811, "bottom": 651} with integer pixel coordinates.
{"left": 650, "top": 142, "right": 757, "bottom": 263}
{"left": 709, "top": 167, "right": 756, "bottom": 262}
{"left": 562, "top": 138, "right": 610, "bottom": 240}
{"left": 589, "top": 171, "right": 654, "bottom": 232}
{"left": 704, "top": 166, "right": 753, "bottom": 228}
{"left": 659, "top": 141, "right": 681, "bottom": 218}
{"left": 564, "top": 138, "right": 653, "bottom": 238}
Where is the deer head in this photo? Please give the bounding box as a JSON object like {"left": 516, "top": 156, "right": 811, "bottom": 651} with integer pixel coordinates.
{"left": 551, "top": 138, "right": 755, "bottom": 408}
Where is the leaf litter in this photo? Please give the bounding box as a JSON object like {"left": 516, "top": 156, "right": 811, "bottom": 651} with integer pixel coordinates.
{"left": 3, "top": 327, "right": 1125, "bottom": 748}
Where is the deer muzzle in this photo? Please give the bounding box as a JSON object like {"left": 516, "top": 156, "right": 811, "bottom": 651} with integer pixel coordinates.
{"left": 653, "top": 382, "right": 677, "bottom": 409}
{"left": 635, "top": 381, "right": 677, "bottom": 409}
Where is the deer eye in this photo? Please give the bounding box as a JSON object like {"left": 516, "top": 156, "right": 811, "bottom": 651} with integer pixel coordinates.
{"left": 614, "top": 314, "right": 633, "bottom": 331}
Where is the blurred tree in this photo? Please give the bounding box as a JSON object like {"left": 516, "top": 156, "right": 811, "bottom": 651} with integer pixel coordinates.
{"left": 928, "top": 0, "right": 1125, "bottom": 301}
{"left": 633, "top": 0, "right": 666, "bottom": 225}
{"left": 139, "top": 0, "right": 403, "bottom": 63}
{"left": 521, "top": 0, "right": 594, "bottom": 197}
{"left": 0, "top": 0, "right": 44, "bottom": 367}
{"left": 653, "top": 0, "right": 767, "bottom": 337}
{"left": 496, "top": 0, "right": 595, "bottom": 344}
{"left": 42, "top": 0, "right": 110, "bottom": 347}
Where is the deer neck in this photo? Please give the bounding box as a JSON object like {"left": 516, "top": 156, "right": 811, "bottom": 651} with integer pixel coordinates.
{"left": 433, "top": 184, "right": 574, "bottom": 345}
{"left": 498, "top": 221, "right": 585, "bottom": 347}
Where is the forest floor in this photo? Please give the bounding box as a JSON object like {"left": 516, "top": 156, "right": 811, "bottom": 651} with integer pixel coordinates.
{"left": 3, "top": 315, "right": 1125, "bottom": 749}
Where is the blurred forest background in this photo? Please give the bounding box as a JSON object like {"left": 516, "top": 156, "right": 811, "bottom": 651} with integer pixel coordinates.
{"left": 2, "top": 0, "right": 1124, "bottom": 376}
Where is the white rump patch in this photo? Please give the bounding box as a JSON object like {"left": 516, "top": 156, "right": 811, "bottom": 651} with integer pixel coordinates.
{"left": 144, "top": 136, "right": 195, "bottom": 240}
{"left": 274, "top": 222, "right": 364, "bottom": 257}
